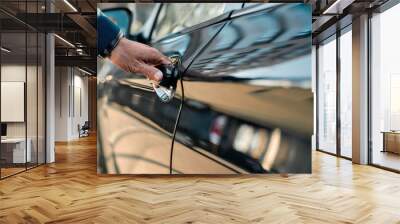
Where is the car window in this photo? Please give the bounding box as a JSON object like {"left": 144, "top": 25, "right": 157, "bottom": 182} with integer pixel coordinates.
{"left": 132, "top": 3, "right": 156, "bottom": 33}
{"left": 152, "top": 3, "right": 226, "bottom": 41}
{"left": 103, "top": 9, "right": 132, "bottom": 35}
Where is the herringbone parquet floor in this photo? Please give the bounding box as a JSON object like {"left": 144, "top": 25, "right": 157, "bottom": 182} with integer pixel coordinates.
{"left": 0, "top": 134, "right": 400, "bottom": 224}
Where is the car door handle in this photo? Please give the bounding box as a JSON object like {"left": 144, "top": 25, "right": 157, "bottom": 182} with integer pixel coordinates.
{"left": 153, "top": 55, "right": 181, "bottom": 103}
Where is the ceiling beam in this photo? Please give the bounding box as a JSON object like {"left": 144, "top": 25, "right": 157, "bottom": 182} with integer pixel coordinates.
{"left": 322, "top": 0, "right": 356, "bottom": 14}
{"left": 67, "top": 13, "right": 97, "bottom": 47}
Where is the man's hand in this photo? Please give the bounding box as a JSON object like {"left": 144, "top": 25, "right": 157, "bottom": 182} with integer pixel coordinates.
{"left": 109, "top": 38, "right": 171, "bottom": 82}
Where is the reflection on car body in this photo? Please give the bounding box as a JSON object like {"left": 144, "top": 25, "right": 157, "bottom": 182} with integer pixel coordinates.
{"left": 98, "top": 3, "right": 312, "bottom": 174}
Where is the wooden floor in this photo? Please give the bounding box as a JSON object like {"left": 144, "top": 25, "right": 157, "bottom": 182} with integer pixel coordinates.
{"left": 1, "top": 163, "right": 43, "bottom": 178}
{"left": 0, "top": 167, "right": 26, "bottom": 178}
{"left": 0, "top": 135, "right": 400, "bottom": 224}
{"left": 373, "top": 150, "right": 400, "bottom": 171}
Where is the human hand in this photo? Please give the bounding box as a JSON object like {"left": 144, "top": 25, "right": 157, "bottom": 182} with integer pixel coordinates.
{"left": 109, "top": 38, "right": 171, "bottom": 82}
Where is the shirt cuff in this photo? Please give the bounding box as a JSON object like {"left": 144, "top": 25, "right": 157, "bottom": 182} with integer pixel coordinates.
{"left": 97, "top": 10, "right": 123, "bottom": 57}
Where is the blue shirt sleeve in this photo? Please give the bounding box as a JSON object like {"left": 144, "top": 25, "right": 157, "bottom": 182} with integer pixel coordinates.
{"left": 97, "top": 9, "right": 123, "bottom": 57}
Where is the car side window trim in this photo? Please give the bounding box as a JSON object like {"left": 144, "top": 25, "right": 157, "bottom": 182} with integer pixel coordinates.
{"left": 231, "top": 3, "right": 284, "bottom": 18}
{"left": 151, "top": 10, "right": 232, "bottom": 44}
{"left": 150, "top": 3, "right": 246, "bottom": 43}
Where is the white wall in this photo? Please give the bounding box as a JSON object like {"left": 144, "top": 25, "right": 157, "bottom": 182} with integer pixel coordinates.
{"left": 1, "top": 63, "right": 46, "bottom": 164}
{"left": 1, "top": 65, "right": 26, "bottom": 134}
{"left": 1, "top": 65, "right": 31, "bottom": 138}
{"left": 55, "top": 67, "right": 89, "bottom": 141}
{"left": 55, "top": 66, "right": 69, "bottom": 141}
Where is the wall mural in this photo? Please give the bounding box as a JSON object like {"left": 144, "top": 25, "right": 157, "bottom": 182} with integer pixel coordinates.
{"left": 97, "top": 3, "right": 312, "bottom": 174}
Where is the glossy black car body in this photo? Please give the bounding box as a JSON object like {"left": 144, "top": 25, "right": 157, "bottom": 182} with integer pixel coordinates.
{"left": 97, "top": 3, "right": 312, "bottom": 174}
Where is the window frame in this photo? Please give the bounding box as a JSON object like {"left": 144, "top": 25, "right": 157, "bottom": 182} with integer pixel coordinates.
{"left": 315, "top": 21, "right": 353, "bottom": 161}
{"left": 368, "top": 0, "right": 400, "bottom": 173}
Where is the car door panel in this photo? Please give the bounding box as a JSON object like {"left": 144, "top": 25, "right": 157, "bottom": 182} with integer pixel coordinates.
{"left": 98, "top": 10, "right": 231, "bottom": 174}
{"left": 172, "top": 143, "right": 239, "bottom": 174}
{"left": 97, "top": 64, "right": 182, "bottom": 174}
{"left": 172, "top": 3, "right": 312, "bottom": 174}
{"left": 98, "top": 3, "right": 312, "bottom": 174}
{"left": 98, "top": 99, "right": 176, "bottom": 174}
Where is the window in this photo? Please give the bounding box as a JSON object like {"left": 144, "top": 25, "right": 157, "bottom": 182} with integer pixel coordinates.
{"left": 317, "top": 36, "right": 337, "bottom": 154}
{"left": 0, "top": 0, "right": 46, "bottom": 179}
{"left": 152, "top": 3, "right": 226, "bottom": 41}
{"left": 339, "top": 28, "right": 352, "bottom": 158}
{"left": 316, "top": 27, "right": 352, "bottom": 158}
{"left": 132, "top": 4, "right": 157, "bottom": 33}
{"left": 370, "top": 3, "right": 400, "bottom": 171}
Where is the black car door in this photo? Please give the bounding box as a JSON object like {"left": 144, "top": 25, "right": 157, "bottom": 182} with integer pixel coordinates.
{"left": 97, "top": 3, "right": 239, "bottom": 174}
{"left": 172, "top": 3, "right": 313, "bottom": 174}
{"left": 97, "top": 56, "right": 181, "bottom": 174}
{"left": 149, "top": 3, "right": 243, "bottom": 174}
